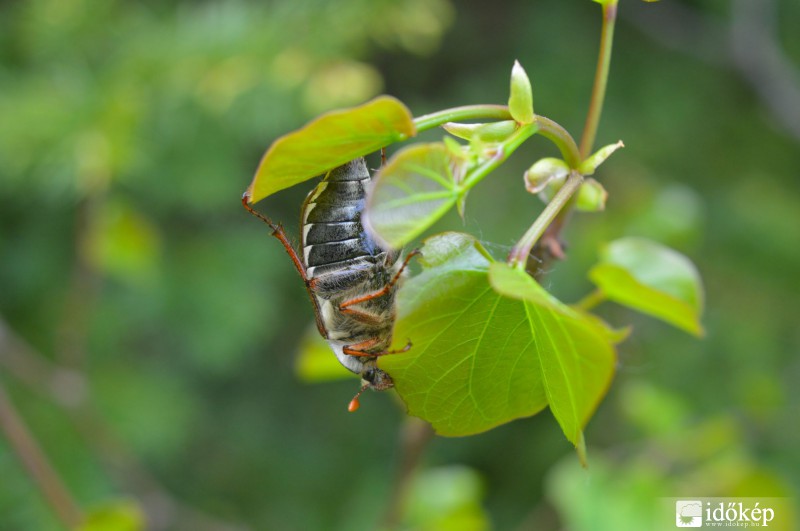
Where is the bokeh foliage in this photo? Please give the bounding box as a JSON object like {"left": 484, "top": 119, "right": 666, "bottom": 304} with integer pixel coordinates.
{"left": 1, "top": 0, "right": 798, "bottom": 529}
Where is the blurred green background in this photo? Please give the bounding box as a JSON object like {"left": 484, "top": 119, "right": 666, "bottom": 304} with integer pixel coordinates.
{"left": 1, "top": 0, "right": 798, "bottom": 529}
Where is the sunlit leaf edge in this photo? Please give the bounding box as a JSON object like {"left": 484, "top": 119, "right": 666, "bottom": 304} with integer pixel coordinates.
{"left": 589, "top": 262, "right": 705, "bottom": 337}
{"left": 246, "top": 95, "right": 416, "bottom": 203}
{"left": 600, "top": 237, "right": 704, "bottom": 312}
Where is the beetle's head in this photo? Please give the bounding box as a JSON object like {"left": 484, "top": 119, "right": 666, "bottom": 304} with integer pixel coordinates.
{"left": 361, "top": 367, "right": 394, "bottom": 391}
{"left": 347, "top": 367, "right": 394, "bottom": 412}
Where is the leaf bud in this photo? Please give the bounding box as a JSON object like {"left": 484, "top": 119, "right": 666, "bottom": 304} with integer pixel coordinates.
{"left": 509, "top": 60, "right": 535, "bottom": 124}
{"left": 578, "top": 140, "right": 624, "bottom": 176}
{"left": 442, "top": 121, "right": 482, "bottom": 141}
{"left": 574, "top": 177, "right": 608, "bottom": 212}
{"left": 475, "top": 120, "right": 518, "bottom": 142}
{"left": 524, "top": 157, "right": 569, "bottom": 195}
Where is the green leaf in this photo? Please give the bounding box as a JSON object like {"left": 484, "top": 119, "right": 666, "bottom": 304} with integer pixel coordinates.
{"left": 589, "top": 237, "right": 704, "bottom": 336}
{"left": 415, "top": 230, "right": 490, "bottom": 268}
{"left": 83, "top": 198, "right": 161, "bottom": 286}
{"left": 547, "top": 454, "right": 668, "bottom": 531}
{"left": 489, "top": 262, "right": 617, "bottom": 460}
{"left": 246, "top": 96, "right": 416, "bottom": 204}
{"left": 295, "top": 324, "right": 354, "bottom": 383}
{"left": 78, "top": 500, "right": 144, "bottom": 531}
{"left": 364, "top": 143, "right": 463, "bottom": 249}
{"left": 403, "top": 466, "right": 489, "bottom": 530}
{"left": 380, "top": 234, "right": 546, "bottom": 436}
{"left": 380, "top": 233, "right": 616, "bottom": 448}
{"left": 508, "top": 60, "right": 534, "bottom": 124}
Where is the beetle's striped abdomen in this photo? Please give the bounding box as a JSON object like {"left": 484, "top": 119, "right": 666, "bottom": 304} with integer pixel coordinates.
{"left": 301, "top": 158, "right": 384, "bottom": 278}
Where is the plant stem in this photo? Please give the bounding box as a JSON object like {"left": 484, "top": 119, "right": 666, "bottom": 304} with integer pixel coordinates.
{"left": 413, "top": 105, "right": 511, "bottom": 132}
{"left": 0, "top": 381, "right": 83, "bottom": 529}
{"left": 531, "top": 1, "right": 618, "bottom": 271}
{"left": 579, "top": 0, "right": 618, "bottom": 158}
{"left": 413, "top": 105, "right": 581, "bottom": 170}
{"left": 0, "top": 317, "right": 245, "bottom": 531}
{"left": 509, "top": 170, "right": 584, "bottom": 269}
{"left": 535, "top": 116, "right": 582, "bottom": 169}
{"left": 575, "top": 288, "right": 607, "bottom": 311}
{"left": 383, "top": 418, "right": 435, "bottom": 529}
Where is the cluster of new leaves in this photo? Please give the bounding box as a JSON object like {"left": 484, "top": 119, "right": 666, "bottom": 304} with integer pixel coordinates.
{"left": 245, "top": 63, "right": 703, "bottom": 456}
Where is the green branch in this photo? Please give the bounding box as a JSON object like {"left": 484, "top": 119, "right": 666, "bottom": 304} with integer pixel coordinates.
{"left": 529, "top": 0, "right": 619, "bottom": 271}
{"left": 509, "top": 170, "right": 584, "bottom": 269}
{"left": 0, "top": 382, "right": 83, "bottom": 528}
{"left": 579, "top": 0, "right": 618, "bottom": 158}
{"left": 462, "top": 123, "right": 539, "bottom": 190}
{"left": 414, "top": 106, "right": 581, "bottom": 169}
{"left": 413, "top": 105, "right": 512, "bottom": 132}
{"left": 535, "top": 116, "right": 582, "bottom": 169}
{"left": 575, "top": 288, "right": 608, "bottom": 311}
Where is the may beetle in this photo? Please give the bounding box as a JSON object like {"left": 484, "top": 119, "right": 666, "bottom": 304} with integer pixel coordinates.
{"left": 243, "top": 157, "right": 415, "bottom": 411}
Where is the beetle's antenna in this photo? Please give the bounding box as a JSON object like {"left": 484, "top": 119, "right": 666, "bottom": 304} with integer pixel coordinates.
{"left": 348, "top": 383, "right": 370, "bottom": 412}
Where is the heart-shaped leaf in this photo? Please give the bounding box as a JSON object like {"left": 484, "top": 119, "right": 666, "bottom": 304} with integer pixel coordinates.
{"left": 380, "top": 233, "right": 617, "bottom": 453}
{"left": 489, "top": 262, "right": 617, "bottom": 459}
{"left": 380, "top": 233, "right": 547, "bottom": 436}
{"left": 364, "top": 143, "right": 463, "bottom": 249}
{"left": 588, "top": 237, "right": 704, "bottom": 336}
{"left": 246, "top": 96, "right": 416, "bottom": 204}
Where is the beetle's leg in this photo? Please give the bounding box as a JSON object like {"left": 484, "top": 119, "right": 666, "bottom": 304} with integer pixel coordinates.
{"left": 337, "top": 306, "right": 385, "bottom": 325}
{"left": 338, "top": 249, "right": 421, "bottom": 311}
{"left": 342, "top": 337, "right": 383, "bottom": 356}
{"left": 343, "top": 338, "right": 412, "bottom": 357}
{"left": 307, "top": 266, "right": 383, "bottom": 330}
{"left": 242, "top": 194, "right": 328, "bottom": 337}
{"left": 376, "top": 339, "right": 412, "bottom": 356}
{"left": 242, "top": 195, "right": 307, "bottom": 279}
